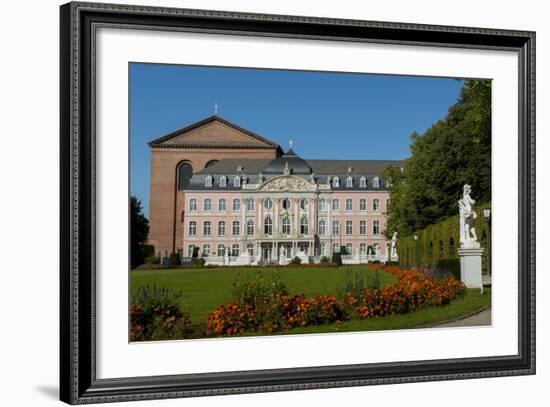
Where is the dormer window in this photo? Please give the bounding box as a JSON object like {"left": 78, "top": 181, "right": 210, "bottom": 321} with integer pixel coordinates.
{"left": 205, "top": 175, "right": 212, "bottom": 187}
{"left": 332, "top": 176, "right": 340, "bottom": 188}
{"left": 360, "top": 176, "right": 366, "bottom": 188}
{"left": 220, "top": 176, "right": 227, "bottom": 187}
{"left": 233, "top": 176, "right": 241, "bottom": 187}
{"left": 373, "top": 176, "right": 380, "bottom": 188}
{"left": 346, "top": 176, "right": 353, "bottom": 188}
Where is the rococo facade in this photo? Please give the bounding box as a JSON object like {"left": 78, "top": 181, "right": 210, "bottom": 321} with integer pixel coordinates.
{"left": 147, "top": 115, "right": 402, "bottom": 265}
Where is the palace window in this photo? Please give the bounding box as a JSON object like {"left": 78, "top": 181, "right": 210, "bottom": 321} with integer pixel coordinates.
{"left": 203, "top": 221, "right": 211, "bottom": 236}
{"left": 373, "top": 199, "right": 380, "bottom": 211}
{"left": 220, "top": 176, "right": 227, "bottom": 187}
{"left": 189, "top": 198, "right": 197, "bottom": 212}
{"left": 217, "top": 244, "right": 225, "bottom": 256}
{"left": 332, "top": 220, "right": 340, "bottom": 235}
{"left": 233, "top": 198, "right": 241, "bottom": 212}
{"left": 231, "top": 244, "right": 240, "bottom": 257}
{"left": 203, "top": 245, "right": 211, "bottom": 257}
{"left": 373, "top": 176, "right": 380, "bottom": 188}
{"left": 188, "top": 221, "right": 197, "bottom": 236}
{"left": 360, "top": 243, "right": 367, "bottom": 255}
{"left": 373, "top": 220, "right": 380, "bottom": 235}
{"left": 300, "top": 216, "right": 309, "bottom": 235}
{"left": 247, "top": 244, "right": 254, "bottom": 256}
{"left": 188, "top": 245, "right": 195, "bottom": 257}
{"left": 282, "top": 198, "right": 291, "bottom": 210}
{"left": 232, "top": 221, "right": 240, "bottom": 236}
{"left": 346, "top": 243, "right": 353, "bottom": 255}
{"left": 218, "top": 198, "right": 226, "bottom": 212}
{"left": 318, "top": 199, "right": 326, "bottom": 211}
{"left": 246, "top": 219, "right": 255, "bottom": 236}
{"left": 218, "top": 221, "right": 225, "bottom": 236}
{"left": 246, "top": 199, "right": 255, "bottom": 212}
{"left": 360, "top": 198, "right": 367, "bottom": 211}
{"left": 264, "top": 198, "right": 273, "bottom": 210}
{"left": 233, "top": 176, "right": 241, "bottom": 187}
{"left": 332, "top": 199, "right": 340, "bottom": 211}
{"left": 332, "top": 243, "right": 340, "bottom": 253}
{"left": 204, "top": 198, "right": 212, "bottom": 212}
{"left": 264, "top": 217, "right": 273, "bottom": 235}
{"left": 320, "top": 243, "right": 326, "bottom": 256}
{"left": 300, "top": 199, "right": 308, "bottom": 210}
{"left": 205, "top": 176, "right": 212, "bottom": 187}
{"left": 360, "top": 176, "right": 366, "bottom": 188}
{"left": 332, "top": 176, "right": 340, "bottom": 188}
{"left": 318, "top": 219, "right": 326, "bottom": 235}
{"left": 346, "top": 176, "right": 353, "bottom": 188}
{"left": 282, "top": 217, "right": 291, "bottom": 235}
{"left": 360, "top": 220, "right": 367, "bottom": 235}
{"left": 346, "top": 198, "right": 353, "bottom": 211}
{"left": 386, "top": 199, "right": 390, "bottom": 211}
{"left": 346, "top": 220, "right": 353, "bottom": 235}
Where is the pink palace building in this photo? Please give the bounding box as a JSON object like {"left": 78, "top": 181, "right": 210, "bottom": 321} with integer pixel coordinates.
{"left": 147, "top": 115, "right": 402, "bottom": 265}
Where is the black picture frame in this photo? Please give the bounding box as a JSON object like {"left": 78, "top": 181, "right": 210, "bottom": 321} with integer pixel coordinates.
{"left": 60, "top": 2, "right": 536, "bottom": 404}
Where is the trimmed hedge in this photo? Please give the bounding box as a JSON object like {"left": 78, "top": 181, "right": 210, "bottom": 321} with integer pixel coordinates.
{"left": 397, "top": 202, "right": 491, "bottom": 274}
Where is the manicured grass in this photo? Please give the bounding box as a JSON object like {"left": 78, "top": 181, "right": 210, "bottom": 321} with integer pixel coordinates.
{"left": 273, "top": 288, "right": 491, "bottom": 336}
{"left": 131, "top": 265, "right": 398, "bottom": 322}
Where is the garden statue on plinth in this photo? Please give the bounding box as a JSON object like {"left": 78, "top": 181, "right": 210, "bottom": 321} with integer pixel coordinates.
{"left": 458, "top": 184, "right": 484, "bottom": 292}
{"left": 279, "top": 246, "right": 288, "bottom": 266}
{"left": 391, "top": 231, "right": 398, "bottom": 260}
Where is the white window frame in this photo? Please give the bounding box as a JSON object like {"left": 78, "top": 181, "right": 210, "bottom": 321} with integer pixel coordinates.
{"left": 373, "top": 220, "right": 380, "bottom": 235}
{"left": 218, "top": 198, "right": 226, "bottom": 212}
{"left": 233, "top": 198, "right": 241, "bottom": 212}
{"left": 203, "top": 221, "right": 211, "bottom": 236}
{"left": 318, "top": 219, "right": 326, "bottom": 235}
{"left": 205, "top": 175, "right": 212, "bottom": 187}
{"left": 318, "top": 199, "right": 326, "bottom": 211}
{"left": 203, "top": 244, "right": 211, "bottom": 256}
{"left": 332, "top": 176, "right": 340, "bottom": 188}
{"left": 360, "top": 176, "right": 366, "bottom": 188}
{"left": 346, "top": 220, "right": 353, "bottom": 235}
{"left": 373, "top": 199, "right": 380, "bottom": 211}
{"left": 188, "top": 221, "right": 197, "bottom": 236}
{"left": 231, "top": 244, "right": 240, "bottom": 257}
{"left": 332, "top": 199, "right": 340, "bottom": 211}
{"left": 204, "top": 198, "right": 212, "bottom": 212}
{"left": 189, "top": 198, "right": 197, "bottom": 212}
{"left": 233, "top": 176, "right": 241, "bottom": 187}
{"left": 218, "top": 221, "right": 225, "bottom": 236}
{"left": 232, "top": 220, "right": 240, "bottom": 236}
{"left": 300, "top": 216, "right": 309, "bottom": 235}
{"left": 346, "top": 198, "right": 353, "bottom": 211}
{"left": 264, "top": 198, "right": 273, "bottom": 210}
{"left": 246, "top": 219, "right": 255, "bottom": 236}
{"left": 220, "top": 176, "right": 227, "bottom": 187}
{"left": 346, "top": 176, "right": 353, "bottom": 188}
{"left": 360, "top": 220, "right": 367, "bottom": 235}
{"left": 332, "top": 220, "right": 340, "bottom": 236}
{"left": 373, "top": 176, "right": 380, "bottom": 188}
{"left": 264, "top": 217, "right": 273, "bottom": 235}
{"left": 282, "top": 217, "right": 291, "bottom": 235}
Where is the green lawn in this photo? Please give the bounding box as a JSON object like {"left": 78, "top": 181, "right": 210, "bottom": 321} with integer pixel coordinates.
{"left": 131, "top": 265, "right": 398, "bottom": 322}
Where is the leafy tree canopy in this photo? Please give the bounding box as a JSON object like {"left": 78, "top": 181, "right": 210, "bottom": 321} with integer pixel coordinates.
{"left": 383, "top": 80, "right": 491, "bottom": 237}
{"left": 131, "top": 196, "right": 150, "bottom": 267}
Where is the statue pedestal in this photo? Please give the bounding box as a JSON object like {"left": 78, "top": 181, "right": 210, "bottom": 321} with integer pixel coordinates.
{"left": 458, "top": 246, "right": 484, "bottom": 292}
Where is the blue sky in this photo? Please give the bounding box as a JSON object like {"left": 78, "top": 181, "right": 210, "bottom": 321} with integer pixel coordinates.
{"left": 130, "top": 63, "right": 464, "bottom": 218}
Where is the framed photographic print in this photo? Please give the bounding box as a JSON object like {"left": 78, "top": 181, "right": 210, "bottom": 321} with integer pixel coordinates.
{"left": 60, "top": 1, "right": 535, "bottom": 404}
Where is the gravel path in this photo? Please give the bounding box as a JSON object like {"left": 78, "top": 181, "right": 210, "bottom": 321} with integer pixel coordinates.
{"left": 436, "top": 307, "right": 491, "bottom": 328}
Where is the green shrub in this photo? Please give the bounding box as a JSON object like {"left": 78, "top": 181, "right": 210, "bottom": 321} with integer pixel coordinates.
{"left": 320, "top": 256, "right": 330, "bottom": 264}
{"left": 290, "top": 256, "right": 302, "bottom": 265}
{"left": 130, "top": 285, "right": 194, "bottom": 341}
{"left": 168, "top": 252, "right": 180, "bottom": 266}
{"left": 331, "top": 252, "right": 343, "bottom": 266}
{"left": 144, "top": 256, "right": 160, "bottom": 265}
{"left": 231, "top": 271, "right": 289, "bottom": 307}
{"left": 194, "top": 257, "right": 206, "bottom": 267}
{"left": 436, "top": 258, "right": 461, "bottom": 280}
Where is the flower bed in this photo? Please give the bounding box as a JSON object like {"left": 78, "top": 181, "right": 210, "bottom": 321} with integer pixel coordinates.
{"left": 205, "top": 267, "right": 465, "bottom": 337}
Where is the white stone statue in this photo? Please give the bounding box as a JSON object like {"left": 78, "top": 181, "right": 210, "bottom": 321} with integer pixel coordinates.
{"left": 375, "top": 245, "right": 381, "bottom": 257}
{"left": 391, "top": 231, "right": 398, "bottom": 257}
{"left": 458, "top": 184, "right": 479, "bottom": 247}
{"left": 279, "top": 245, "right": 286, "bottom": 259}
{"left": 224, "top": 247, "right": 230, "bottom": 265}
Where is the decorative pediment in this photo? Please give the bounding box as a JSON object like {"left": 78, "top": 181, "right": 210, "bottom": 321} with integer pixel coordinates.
{"left": 259, "top": 176, "right": 316, "bottom": 192}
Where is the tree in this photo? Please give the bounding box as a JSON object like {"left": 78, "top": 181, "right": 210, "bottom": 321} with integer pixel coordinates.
{"left": 384, "top": 80, "right": 491, "bottom": 236}
{"left": 130, "top": 196, "right": 150, "bottom": 267}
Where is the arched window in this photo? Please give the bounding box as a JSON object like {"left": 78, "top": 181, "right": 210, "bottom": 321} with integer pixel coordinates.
{"left": 219, "top": 176, "right": 227, "bottom": 187}
{"left": 359, "top": 176, "right": 366, "bottom": 188}
{"left": 360, "top": 199, "right": 367, "bottom": 211}
{"left": 318, "top": 219, "right": 326, "bottom": 235}
{"left": 231, "top": 244, "right": 240, "bottom": 257}
{"left": 233, "top": 176, "right": 241, "bottom": 187}
{"left": 282, "top": 198, "right": 291, "bottom": 210}
{"left": 346, "top": 176, "right": 353, "bottom": 188}
{"left": 282, "top": 217, "right": 291, "bottom": 235}
{"left": 331, "top": 199, "right": 340, "bottom": 211}
{"left": 318, "top": 199, "right": 326, "bottom": 211}
{"left": 264, "top": 217, "right": 273, "bottom": 235}
{"left": 300, "top": 199, "right": 308, "bottom": 210}
{"left": 203, "top": 198, "right": 211, "bottom": 211}
{"left": 246, "top": 219, "right": 255, "bottom": 236}
{"left": 205, "top": 175, "right": 212, "bottom": 187}
{"left": 177, "top": 161, "right": 193, "bottom": 190}
{"left": 300, "top": 216, "right": 309, "bottom": 235}
{"left": 373, "top": 176, "right": 380, "bottom": 188}
{"left": 232, "top": 198, "right": 241, "bottom": 212}
{"left": 373, "top": 199, "right": 380, "bottom": 211}
{"left": 218, "top": 198, "right": 226, "bottom": 212}
{"left": 264, "top": 198, "right": 273, "bottom": 210}
{"left": 332, "top": 176, "right": 340, "bottom": 188}
{"left": 189, "top": 198, "right": 197, "bottom": 212}
{"left": 188, "top": 221, "right": 197, "bottom": 236}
